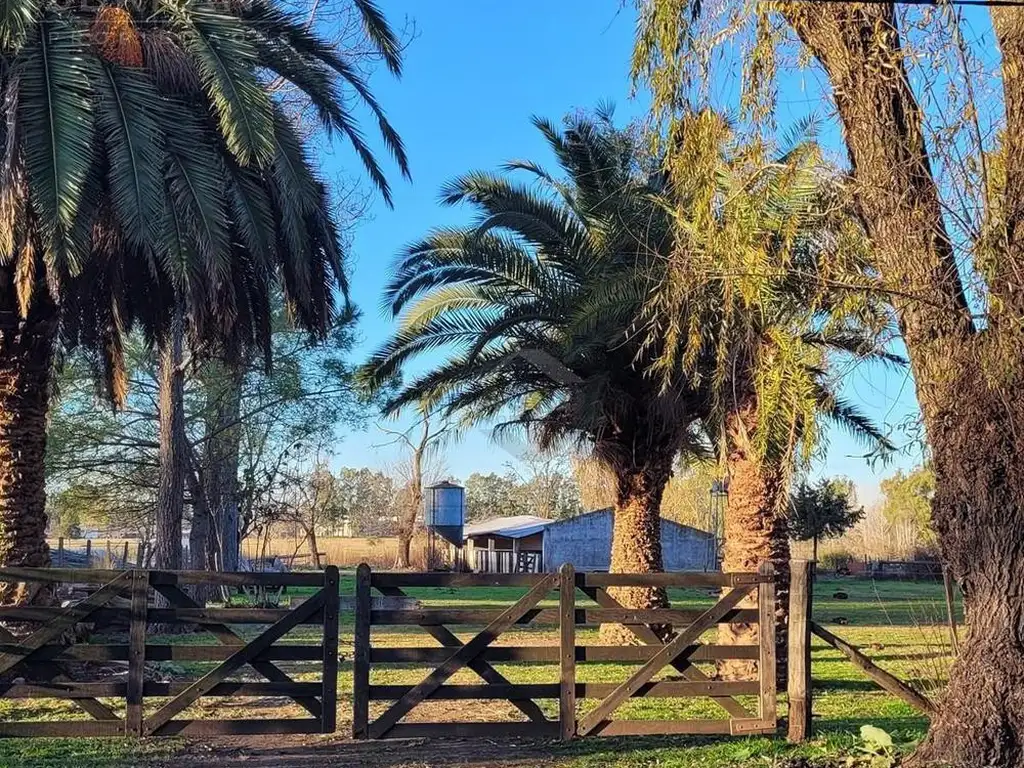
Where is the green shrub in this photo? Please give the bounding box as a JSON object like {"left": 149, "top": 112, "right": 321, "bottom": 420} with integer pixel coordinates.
{"left": 820, "top": 549, "right": 855, "bottom": 573}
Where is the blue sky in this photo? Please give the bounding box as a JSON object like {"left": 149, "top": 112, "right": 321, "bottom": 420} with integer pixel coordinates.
{"left": 322, "top": 0, "right": 932, "bottom": 505}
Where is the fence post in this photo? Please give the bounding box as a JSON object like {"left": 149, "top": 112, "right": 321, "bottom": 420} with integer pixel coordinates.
{"left": 57, "top": 537, "right": 64, "bottom": 568}
{"left": 559, "top": 563, "right": 576, "bottom": 741}
{"left": 127, "top": 569, "right": 148, "bottom": 736}
{"left": 758, "top": 561, "right": 777, "bottom": 727}
{"left": 788, "top": 560, "right": 813, "bottom": 743}
{"left": 321, "top": 565, "right": 340, "bottom": 733}
{"left": 353, "top": 563, "right": 371, "bottom": 739}
{"left": 121, "top": 541, "right": 129, "bottom": 568}
{"left": 85, "top": 539, "right": 92, "bottom": 567}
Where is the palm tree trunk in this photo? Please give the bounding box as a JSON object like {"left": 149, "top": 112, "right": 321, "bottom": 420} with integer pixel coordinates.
{"left": 0, "top": 268, "right": 55, "bottom": 604}
{"left": 154, "top": 305, "right": 186, "bottom": 573}
{"left": 604, "top": 452, "right": 673, "bottom": 643}
{"left": 718, "top": 404, "right": 790, "bottom": 682}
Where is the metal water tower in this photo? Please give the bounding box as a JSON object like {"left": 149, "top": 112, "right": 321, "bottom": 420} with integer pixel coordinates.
{"left": 424, "top": 480, "right": 465, "bottom": 569}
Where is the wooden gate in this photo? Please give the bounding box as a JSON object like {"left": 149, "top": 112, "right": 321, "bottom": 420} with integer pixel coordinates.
{"left": 354, "top": 563, "right": 777, "bottom": 740}
{"left": 0, "top": 566, "right": 339, "bottom": 737}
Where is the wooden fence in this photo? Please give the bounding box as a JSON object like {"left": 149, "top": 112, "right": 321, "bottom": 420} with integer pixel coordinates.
{"left": 353, "top": 564, "right": 778, "bottom": 740}
{"left": 0, "top": 567, "right": 339, "bottom": 737}
{"left": 786, "top": 560, "right": 936, "bottom": 743}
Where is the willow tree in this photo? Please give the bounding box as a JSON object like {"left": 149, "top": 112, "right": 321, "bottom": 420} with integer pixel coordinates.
{"left": 636, "top": 2, "right": 1024, "bottom": 764}
{"left": 363, "top": 111, "right": 710, "bottom": 613}
{"left": 643, "top": 110, "right": 894, "bottom": 677}
{"left": 0, "top": 0, "right": 407, "bottom": 589}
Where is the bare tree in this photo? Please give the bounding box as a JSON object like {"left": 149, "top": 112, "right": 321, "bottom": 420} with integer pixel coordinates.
{"left": 379, "top": 407, "right": 449, "bottom": 569}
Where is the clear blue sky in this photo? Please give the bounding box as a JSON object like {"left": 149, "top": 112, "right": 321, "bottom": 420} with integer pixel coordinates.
{"left": 323, "top": 0, "right": 930, "bottom": 504}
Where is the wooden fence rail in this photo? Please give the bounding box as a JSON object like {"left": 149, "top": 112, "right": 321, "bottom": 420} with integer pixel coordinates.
{"left": 353, "top": 563, "right": 778, "bottom": 741}
{"left": 0, "top": 567, "right": 339, "bottom": 737}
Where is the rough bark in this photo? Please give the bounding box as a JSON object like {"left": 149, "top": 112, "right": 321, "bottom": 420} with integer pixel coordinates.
{"left": 304, "top": 524, "right": 322, "bottom": 570}
{"left": 203, "top": 362, "right": 243, "bottom": 571}
{"left": 717, "top": 404, "right": 790, "bottom": 683}
{"left": 154, "top": 306, "right": 186, "bottom": 574}
{"left": 0, "top": 263, "right": 54, "bottom": 605}
{"left": 395, "top": 478, "right": 421, "bottom": 569}
{"left": 188, "top": 487, "right": 211, "bottom": 572}
{"left": 778, "top": 5, "right": 1023, "bottom": 764}
{"left": 604, "top": 453, "right": 673, "bottom": 643}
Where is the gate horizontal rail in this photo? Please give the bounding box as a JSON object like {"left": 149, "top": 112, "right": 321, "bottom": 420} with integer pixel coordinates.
{"left": 0, "top": 566, "right": 339, "bottom": 738}
{"left": 354, "top": 563, "right": 778, "bottom": 740}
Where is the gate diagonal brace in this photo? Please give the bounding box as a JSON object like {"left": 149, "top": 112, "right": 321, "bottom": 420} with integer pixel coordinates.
{"left": 577, "top": 586, "right": 753, "bottom": 737}
{"left": 369, "top": 573, "right": 559, "bottom": 739}
{"left": 580, "top": 584, "right": 754, "bottom": 720}
{"left": 153, "top": 581, "right": 322, "bottom": 719}
{"left": 375, "top": 584, "right": 547, "bottom": 723}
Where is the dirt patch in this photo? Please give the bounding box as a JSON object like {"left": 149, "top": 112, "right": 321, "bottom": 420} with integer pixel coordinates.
{"left": 158, "top": 736, "right": 563, "bottom": 768}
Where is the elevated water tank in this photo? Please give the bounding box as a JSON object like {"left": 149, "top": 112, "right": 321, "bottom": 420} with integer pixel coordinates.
{"left": 424, "top": 480, "right": 465, "bottom": 546}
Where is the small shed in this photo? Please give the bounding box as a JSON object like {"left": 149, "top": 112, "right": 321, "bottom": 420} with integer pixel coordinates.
{"left": 463, "top": 509, "right": 716, "bottom": 573}
{"left": 463, "top": 515, "right": 551, "bottom": 573}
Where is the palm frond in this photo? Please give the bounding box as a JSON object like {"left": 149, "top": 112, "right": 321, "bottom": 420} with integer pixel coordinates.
{"left": 94, "top": 63, "right": 167, "bottom": 251}
{"left": 814, "top": 384, "right": 895, "bottom": 455}
{"left": 352, "top": 0, "right": 403, "bottom": 76}
{"left": 241, "top": 0, "right": 409, "bottom": 192}
{"left": 0, "top": 0, "right": 35, "bottom": 52}
{"left": 171, "top": 3, "right": 275, "bottom": 166}
{"left": 18, "top": 13, "right": 97, "bottom": 270}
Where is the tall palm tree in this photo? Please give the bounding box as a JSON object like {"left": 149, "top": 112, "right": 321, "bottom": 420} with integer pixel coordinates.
{"left": 363, "top": 110, "right": 710, "bottom": 613}
{"left": 0, "top": 0, "right": 408, "bottom": 588}
{"left": 643, "top": 111, "right": 897, "bottom": 674}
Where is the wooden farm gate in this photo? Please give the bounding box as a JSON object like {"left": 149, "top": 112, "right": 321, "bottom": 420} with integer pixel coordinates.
{"left": 353, "top": 563, "right": 778, "bottom": 740}
{"left": 0, "top": 566, "right": 340, "bottom": 737}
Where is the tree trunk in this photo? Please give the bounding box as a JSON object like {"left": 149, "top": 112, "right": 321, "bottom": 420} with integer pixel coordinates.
{"left": 203, "top": 362, "right": 243, "bottom": 571}
{"left": 184, "top": 454, "right": 215, "bottom": 606}
{"left": 604, "top": 454, "right": 673, "bottom": 643}
{"left": 188, "top": 489, "right": 210, "bottom": 571}
{"left": 397, "top": 534, "right": 412, "bottom": 570}
{"left": 778, "top": 6, "right": 1021, "bottom": 763}
{"left": 0, "top": 264, "right": 55, "bottom": 605}
{"left": 395, "top": 467, "right": 422, "bottom": 570}
{"left": 717, "top": 405, "right": 790, "bottom": 682}
{"left": 909, "top": 394, "right": 1024, "bottom": 766}
{"left": 304, "top": 525, "right": 322, "bottom": 569}
{"left": 155, "top": 305, "right": 186, "bottom": 574}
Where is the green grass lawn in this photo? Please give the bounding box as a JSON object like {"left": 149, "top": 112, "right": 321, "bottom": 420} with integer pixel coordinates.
{"left": 0, "top": 575, "right": 956, "bottom": 767}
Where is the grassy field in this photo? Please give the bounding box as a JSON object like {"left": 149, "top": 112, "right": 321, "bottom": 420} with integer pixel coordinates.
{"left": 0, "top": 575, "right": 958, "bottom": 767}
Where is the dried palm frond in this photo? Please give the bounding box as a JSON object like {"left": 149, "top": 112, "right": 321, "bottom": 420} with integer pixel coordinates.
{"left": 140, "top": 28, "right": 201, "bottom": 95}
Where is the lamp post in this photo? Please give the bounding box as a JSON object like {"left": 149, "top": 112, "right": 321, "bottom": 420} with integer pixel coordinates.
{"left": 708, "top": 479, "right": 728, "bottom": 570}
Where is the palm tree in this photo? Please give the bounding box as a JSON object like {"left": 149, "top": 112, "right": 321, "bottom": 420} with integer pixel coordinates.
{"left": 0, "top": 0, "right": 408, "bottom": 587}
{"left": 642, "top": 111, "right": 897, "bottom": 674}
{"left": 363, "top": 110, "right": 710, "bottom": 613}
